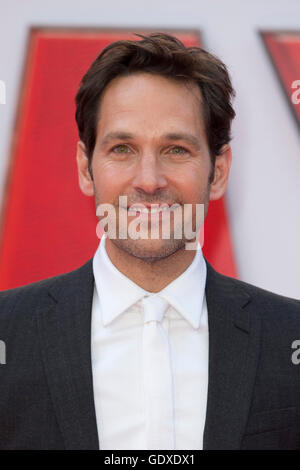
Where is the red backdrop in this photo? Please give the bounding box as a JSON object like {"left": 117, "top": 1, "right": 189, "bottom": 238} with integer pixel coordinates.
{"left": 0, "top": 29, "right": 237, "bottom": 290}
{"left": 262, "top": 31, "right": 300, "bottom": 128}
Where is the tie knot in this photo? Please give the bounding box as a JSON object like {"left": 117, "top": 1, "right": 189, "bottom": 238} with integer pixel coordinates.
{"left": 142, "top": 295, "right": 168, "bottom": 324}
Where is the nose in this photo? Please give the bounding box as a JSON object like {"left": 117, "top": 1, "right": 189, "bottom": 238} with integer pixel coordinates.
{"left": 131, "top": 154, "right": 168, "bottom": 195}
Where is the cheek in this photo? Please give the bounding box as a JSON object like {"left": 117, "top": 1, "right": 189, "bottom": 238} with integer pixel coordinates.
{"left": 175, "top": 167, "right": 210, "bottom": 202}
{"left": 92, "top": 164, "right": 128, "bottom": 203}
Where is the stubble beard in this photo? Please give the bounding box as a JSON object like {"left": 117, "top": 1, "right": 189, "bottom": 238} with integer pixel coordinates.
{"left": 94, "top": 187, "right": 210, "bottom": 264}
{"left": 109, "top": 234, "right": 187, "bottom": 264}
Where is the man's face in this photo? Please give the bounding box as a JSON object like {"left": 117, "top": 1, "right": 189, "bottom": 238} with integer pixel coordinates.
{"left": 77, "top": 72, "right": 230, "bottom": 261}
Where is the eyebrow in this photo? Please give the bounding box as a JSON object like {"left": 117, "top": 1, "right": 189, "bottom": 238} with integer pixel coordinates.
{"left": 163, "top": 132, "right": 203, "bottom": 151}
{"left": 100, "top": 131, "right": 203, "bottom": 151}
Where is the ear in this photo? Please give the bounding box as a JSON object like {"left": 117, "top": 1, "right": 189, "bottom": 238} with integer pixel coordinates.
{"left": 76, "top": 141, "right": 94, "bottom": 197}
{"left": 209, "top": 144, "right": 232, "bottom": 201}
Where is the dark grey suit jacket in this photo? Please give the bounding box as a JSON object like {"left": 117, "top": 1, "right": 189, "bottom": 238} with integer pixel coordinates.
{"left": 0, "top": 258, "right": 300, "bottom": 449}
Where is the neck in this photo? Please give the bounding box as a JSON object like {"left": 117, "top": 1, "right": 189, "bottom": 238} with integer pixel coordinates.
{"left": 104, "top": 237, "right": 197, "bottom": 292}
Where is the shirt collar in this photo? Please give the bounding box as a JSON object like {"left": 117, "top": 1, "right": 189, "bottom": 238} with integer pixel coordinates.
{"left": 158, "top": 246, "right": 207, "bottom": 329}
{"left": 93, "top": 234, "right": 207, "bottom": 329}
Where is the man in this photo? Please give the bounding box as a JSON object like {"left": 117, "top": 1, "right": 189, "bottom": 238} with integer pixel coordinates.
{"left": 0, "top": 33, "right": 300, "bottom": 450}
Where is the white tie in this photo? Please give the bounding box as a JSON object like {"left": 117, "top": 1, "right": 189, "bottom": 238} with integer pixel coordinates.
{"left": 142, "top": 294, "right": 175, "bottom": 450}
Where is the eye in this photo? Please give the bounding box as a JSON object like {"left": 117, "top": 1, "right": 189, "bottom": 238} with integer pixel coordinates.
{"left": 168, "top": 146, "right": 188, "bottom": 155}
{"left": 111, "top": 144, "right": 131, "bottom": 154}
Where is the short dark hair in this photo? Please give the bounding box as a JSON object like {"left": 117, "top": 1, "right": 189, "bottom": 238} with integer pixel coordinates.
{"left": 75, "top": 32, "right": 235, "bottom": 181}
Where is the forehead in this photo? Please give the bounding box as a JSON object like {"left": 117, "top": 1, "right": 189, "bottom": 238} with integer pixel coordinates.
{"left": 96, "top": 72, "right": 204, "bottom": 135}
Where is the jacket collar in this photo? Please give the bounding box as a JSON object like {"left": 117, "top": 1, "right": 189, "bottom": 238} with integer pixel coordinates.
{"left": 203, "top": 260, "right": 261, "bottom": 449}
{"left": 37, "top": 258, "right": 99, "bottom": 450}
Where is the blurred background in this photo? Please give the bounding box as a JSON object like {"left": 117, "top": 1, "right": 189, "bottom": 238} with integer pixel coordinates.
{"left": 0, "top": 0, "right": 299, "bottom": 298}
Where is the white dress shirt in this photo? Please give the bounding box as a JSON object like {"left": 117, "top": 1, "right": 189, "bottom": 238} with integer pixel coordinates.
{"left": 91, "top": 234, "right": 209, "bottom": 450}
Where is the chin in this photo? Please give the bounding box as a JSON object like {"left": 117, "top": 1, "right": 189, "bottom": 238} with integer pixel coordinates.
{"left": 110, "top": 237, "right": 186, "bottom": 263}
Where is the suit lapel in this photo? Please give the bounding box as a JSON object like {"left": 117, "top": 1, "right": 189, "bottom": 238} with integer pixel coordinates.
{"left": 36, "top": 258, "right": 99, "bottom": 450}
{"left": 203, "top": 261, "right": 261, "bottom": 449}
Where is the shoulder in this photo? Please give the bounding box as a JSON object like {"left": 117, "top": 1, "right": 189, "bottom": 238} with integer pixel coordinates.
{"left": 205, "top": 260, "right": 300, "bottom": 322}
{"left": 0, "top": 258, "right": 94, "bottom": 318}
{"left": 218, "top": 269, "right": 299, "bottom": 306}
